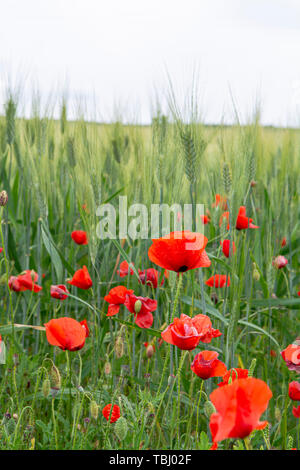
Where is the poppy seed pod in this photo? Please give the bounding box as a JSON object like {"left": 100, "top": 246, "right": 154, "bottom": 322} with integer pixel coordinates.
{"left": 0, "top": 190, "right": 8, "bottom": 207}
{"left": 90, "top": 400, "right": 99, "bottom": 420}
{"left": 134, "top": 300, "right": 142, "bottom": 314}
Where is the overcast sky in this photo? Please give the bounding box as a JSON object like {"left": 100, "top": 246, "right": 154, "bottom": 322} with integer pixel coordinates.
{"left": 1, "top": 0, "right": 300, "bottom": 125}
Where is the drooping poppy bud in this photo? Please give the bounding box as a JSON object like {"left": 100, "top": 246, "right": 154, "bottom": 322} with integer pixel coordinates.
{"left": 90, "top": 401, "right": 99, "bottom": 420}
{"left": 42, "top": 378, "right": 50, "bottom": 398}
{"left": 0, "top": 190, "right": 8, "bottom": 207}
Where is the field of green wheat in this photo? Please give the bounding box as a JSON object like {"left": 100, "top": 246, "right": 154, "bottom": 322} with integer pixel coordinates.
{"left": 0, "top": 92, "right": 299, "bottom": 451}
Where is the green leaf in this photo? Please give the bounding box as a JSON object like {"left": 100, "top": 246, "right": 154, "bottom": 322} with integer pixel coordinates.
{"left": 238, "top": 319, "right": 280, "bottom": 348}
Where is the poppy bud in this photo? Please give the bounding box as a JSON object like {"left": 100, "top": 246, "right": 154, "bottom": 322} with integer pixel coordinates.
{"left": 115, "top": 336, "right": 124, "bottom": 359}
{"left": 49, "top": 365, "right": 61, "bottom": 390}
{"left": 210, "top": 292, "right": 219, "bottom": 305}
{"left": 204, "top": 400, "right": 216, "bottom": 419}
{"left": 134, "top": 300, "right": 142, "bottom": 314}
{"left": 250, "top": 180, "right": 257, "bottom": 187}
{"left": 248, "top": 358, "right": 256, "bottom": 378}
{"left": 167, "top": 374, "right": 175, "bottom": 387}
{"left": 90, "top": 400, "right": 99, "bottom": 420}
{"left": 104, "top": 361, "right": 111, "bottom": 375}
{"left": 0, "top": 190, "right": 8, "bottom": 207}
{"left": 146, "top": 344, "right": 154, "bottom": 359}
{"left": 275, "top": 407, "right": 281, "bottom": 422}
{"left": 42, "top": 378, "right": 50, "bottom": 398}
{"left": 115, "top": 416, "right": 128, "bottom": 441}
{"left": 253, "top": 269, "right": 260, "bottom": 281}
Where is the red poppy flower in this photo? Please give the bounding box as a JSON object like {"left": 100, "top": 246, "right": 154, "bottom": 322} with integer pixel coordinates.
{"left": 8, "top": 270, "right": 42, "bottom": 293}
{"left": 212, "top": 194, "right": 228, "bottom": 210}
{"left": 298, "top": 291, "right": 300, "bottom": 297}
{"left": 50, "top": 284, "right": 69, "bottom": 300}
{"left": 68, "top": 266, "right": 93, "bottom": 290}
{"left": 220, "top": 206, "right": 259, "bottom": 230}
{"left": 281, "top": 343, "right": 300, "bottom": 373}
{"left": 270, "top": 349, "right": 277, "bottom": 358}
{"left": 117, "top": 260, "right": 134, "bottom": 277}
{"left": 148, "top": 231, "right": 211, "bottom": 273}
{"left": 281, "top": 237, "right": 287, "bottom": 247}
{"left": 209, "top": 377, "right": 272, "bottom": 444}
{"left": 191, "top": 351, "right": 227, "bottom": 380}
{"left": 272, "top": 255, "right": 288, "bottom": 269}
{"left": 44, "top": 317, "right": 86, "bottom": 351}
{"left": 80, "top": 319, "right": 89, "bottom": 337}
{"left": 124, "top": 293, "right": 157, "bottom": 328}
{"left": 104, "top": 285, "right": 134, "bottom": 316}
{"left": 206, "top": 275, "right": 230, "bottom": 288}
{"left": 138, "top": 268, "right": 165, "bottom": 289}
{"left": 221, "top": 240, "right": 236, "bottom": 258}
{"left": 293, "top": 405, "right": 300, "bottom": 418}
{"left": 0, "top": 247, "right": 2, "bottom": 254}
{"left": 102, "top": 404, "right": 121, "bottom": 423}
{"left": 161, "top": 313, "right": 221, "bottom": 350}
{"left": 71, "top": 230, "right": 88, "bottom": 245}
{"left": 200, "top": 215, "right": 210, "bottom": 225}
{"left": 289, "top": 382, "right": 300, "bottom": 401}
{"left": 217, "top": 368, "right": 249, "bottom": 387}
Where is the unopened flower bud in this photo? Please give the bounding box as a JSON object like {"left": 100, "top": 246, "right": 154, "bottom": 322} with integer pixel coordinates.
{"left": 253, "top": 269, "right": 260, "bottom": 281}
{"left": 115, "top": 416, "right": 128, "bottom": 441}
{"left": 115, "top": 336, "right": 124, "bottom": 359}
{"left": 42, "top": 378, "right": 50, "bottom": 398}
{"left": 0, "top": 190, "right": 8, "bottom": 207}
{"left": 204, "top": 401, "right": 216, "bottom": 419}
{"left": 90, "top": 400, "right": 99, "bottom": 420}
{"left": 104, "top": 361, "right": 111, "bottom": 375}
{"left": 275, "top": 407, "right": 281, "bottom": 422}
{"left": 134, "top": 300, "right": 142, "bottom": 314}
{"left": 167, "top": 374, "right": 175, "bottom": 387}
{"left": 250, "top": 180, "right": 257, "bottom": 187}
{"left": 49, "top": 364, "right": 61, "bottom": 390}
{"left": 146, "top": 344, "right": 154, "bottom": 359}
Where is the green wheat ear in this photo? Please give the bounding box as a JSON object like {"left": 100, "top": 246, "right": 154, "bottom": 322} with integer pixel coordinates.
{"left": 180, "top": 127, "right": 197, "bottom": 185}
{"left": 5, "top": 96, "right": 17, "bottom": 146}
{"left": 60, "top": 99, "right": 67, "bottom": 134}
{"left": 222, "top": 161, "right": 232, "bottom": 196}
